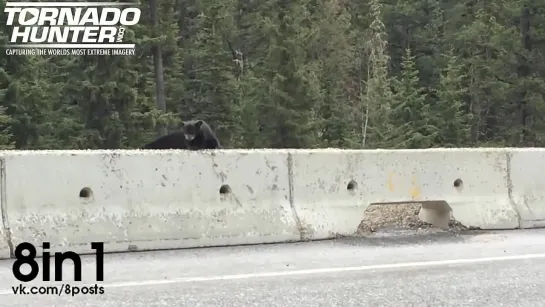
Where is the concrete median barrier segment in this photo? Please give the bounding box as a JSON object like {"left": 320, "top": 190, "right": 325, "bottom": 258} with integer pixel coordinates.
{"left": 0, "top": 156, "right": 11, "bottom": 259}
{"left": 1, "top": 149, "right": 300, "bottom": 257}
{"left": 0, "top": 148, "right": 540, "bottom": 259}
{"left": 289, "top": 148, "right": 519, "bottom": 240}
{"left": 0, "top": 219, "right": 10, "bottom": 259}
{"left": 508, "top": 148, "right": 545, "bottom": 229}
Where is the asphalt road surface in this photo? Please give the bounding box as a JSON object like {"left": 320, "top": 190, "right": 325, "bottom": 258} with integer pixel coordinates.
{"left": 1, "top": 228, "right": 545, "bottom": 307}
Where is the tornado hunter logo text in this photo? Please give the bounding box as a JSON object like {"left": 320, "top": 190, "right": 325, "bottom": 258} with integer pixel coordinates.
{"left": 4, "top": 1, "right": 140, "bottom": 56}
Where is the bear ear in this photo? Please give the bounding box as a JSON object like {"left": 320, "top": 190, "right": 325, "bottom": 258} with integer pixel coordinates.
{"left": 195, "top": 120, "right": 203, "bottom": 128}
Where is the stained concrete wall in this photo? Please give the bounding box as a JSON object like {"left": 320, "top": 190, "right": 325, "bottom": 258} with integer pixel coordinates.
{"left": 289, "top": 148, "right": 518, "bottom": 240}
{"left": 0, "top": 156, "right": 11, "bottom": 259}
{"left": 0, "top": 148, "right": 542, "bottom": 259}
{"left": 509, "top": 148, "right": 545, "bottom": 229}
{"left": 1, "top": 150, "right": 300, "bottom": 256}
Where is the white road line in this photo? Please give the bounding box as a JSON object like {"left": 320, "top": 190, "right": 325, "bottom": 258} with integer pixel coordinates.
{"left": 1, "top": 252, "right": 545, "bottom": 295}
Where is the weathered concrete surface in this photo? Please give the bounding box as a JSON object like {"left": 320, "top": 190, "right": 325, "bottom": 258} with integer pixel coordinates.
{"left": 2, "top": 150, "right": 300, "bottom": 255}
{"left": 0, "top": 157, "right": 11, "bottom": 259}
{"left": 509, "top": 148, "right": 545, "bottom": 228}
{"left": 0, "top": 148, "right": 541, "bottom": 259}
{"left": 290, "top": 148, "right": 519, "bottom": 240}
{"left": 0, "top": 222, "right": 9, "bottom": 259}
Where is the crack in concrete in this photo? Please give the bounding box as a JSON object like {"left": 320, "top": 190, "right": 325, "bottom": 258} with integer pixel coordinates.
{"left": 287, "top": 153, "right": 306, "bottom": 240}
{"left": 505, "top": 151, "right": 521, "bottom": 229}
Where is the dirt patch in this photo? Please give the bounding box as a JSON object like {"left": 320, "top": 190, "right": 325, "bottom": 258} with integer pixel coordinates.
{"left": 357, "top": 203, "right": 470, "bottom": 235}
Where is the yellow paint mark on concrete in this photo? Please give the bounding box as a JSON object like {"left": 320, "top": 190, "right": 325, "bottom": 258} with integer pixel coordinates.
{"left": 410, "top": 176, "right": 421, "bottom": 200}
{"left": 387, "top": 172, "right": 395, "bottom": 192}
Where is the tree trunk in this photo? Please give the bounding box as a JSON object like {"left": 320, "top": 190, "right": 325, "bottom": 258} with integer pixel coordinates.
{"left": 517, "top": 4, "right": 531, "bottom": 145}
{"left": 149, "top": 0, "right": 167, "bottom": 137}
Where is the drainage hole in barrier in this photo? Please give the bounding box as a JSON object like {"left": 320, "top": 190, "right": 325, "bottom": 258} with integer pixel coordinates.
{"left": 79, "top": 187, "right": 93, "bottom": 199}
{"left": 220, "top": 184, "right": 231, "bottom": 195}
{"left": 347, "top": 180, "right": 358, "bottom": 191}
{"left": 453, "top": 179, "right": 463, "bottom": 189}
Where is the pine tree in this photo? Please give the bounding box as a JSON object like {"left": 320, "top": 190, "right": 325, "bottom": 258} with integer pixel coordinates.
{"left": 387, "top": 48, "right": 436, "bottom": 149}
{"left": 433, "top": 50, "right": 471, "bottom": 147}
{"left": 360, "top": 0, "right": 393, "bottom": 148}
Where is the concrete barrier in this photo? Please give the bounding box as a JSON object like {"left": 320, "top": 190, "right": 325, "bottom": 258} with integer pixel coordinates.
{"left": 289, "top": 148, "right": 519, "bottom": 239}
{"left": 2, "top": 150, "right": 300, "bottom": 255}
{"left": 0, "top": 148, "right": 542, "bottom": 259}
{"left": 0, "top": 157, "right": 11, "bottom": 259}
{"left": 0, "top": 216, "right": 10, "bottom": 259}
{"left": 509, "top": 148, "right": 545, "bottom": 228}
{"left": 0, "top": 228, "right": 9, "bottom": 259}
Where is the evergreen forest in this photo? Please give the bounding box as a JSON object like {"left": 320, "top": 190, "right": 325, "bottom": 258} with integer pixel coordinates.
{"left": 1, "top": 0, "right": 544, "bottom": 150}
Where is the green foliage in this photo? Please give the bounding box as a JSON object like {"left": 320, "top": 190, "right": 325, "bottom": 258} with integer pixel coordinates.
{"left": 0, "top": 0, "right": 544, "bottom": 149}
{"left": 433, "top": 50, "right": 471, "bottom": 147}
{"left": 387, "top": 48, "right": 437, "bottom": 149}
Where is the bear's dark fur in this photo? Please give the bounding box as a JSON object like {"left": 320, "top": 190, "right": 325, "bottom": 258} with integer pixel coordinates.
{"left": 181, "top": 119, "right": 222, "bottom": 150}
{"left": 141, "top": 131, "right": 188, "bottom": 150}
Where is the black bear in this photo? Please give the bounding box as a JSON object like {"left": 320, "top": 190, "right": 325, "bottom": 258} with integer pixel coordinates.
{"left": 181, "top": 119, "right": 222, "bottom": 150}
{"left": 141, "top": 131, "right": 188, "bottom": 150}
